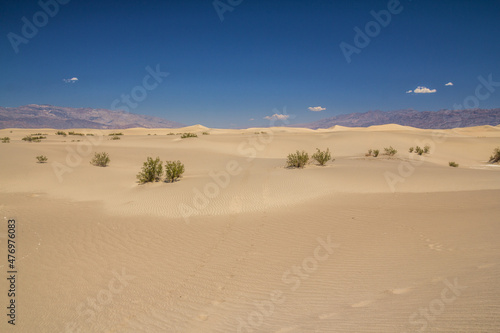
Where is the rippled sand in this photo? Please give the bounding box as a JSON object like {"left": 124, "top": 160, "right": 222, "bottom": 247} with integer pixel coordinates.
{"left": 0, "top": 125, "right": 499, "bottom": 332}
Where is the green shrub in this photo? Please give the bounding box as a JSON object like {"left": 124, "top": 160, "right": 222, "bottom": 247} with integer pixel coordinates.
{"left": 373, "top": 149, "right": 379, "bottom": 157}
{"left": 312, "top": 148, "right": 332, "bottom": 166}
{"left": 36, "top": 155, "right": 48, "bottom": 163}
{"left": 56, "top": 131, "right": 67, "bottom": 136}
{"left": 165, "top": 160, "right": 185, "bottom": 182}
{"left": 423, "top": 145, "right": 430, "bottom": 154}
{"left": 109, "top": 132, "right": 123, "bottom": 136}
{"left": 110, "top": 135, "right": 121, "bottom": 140}
{"left": 86, "top": 133, "right": 94, "bottom": 136}
{"left": 1, "top": 137, "right": 10, "bottom": 143}
{"left": 167, "top": 132, "right": 175, "bottom": 135}
{"left": 181, "top": 133, "right": 197, "bottom": 138}
{"left": 409, "top": 147, "right": 414, "bottom": 153}
{"left": 137, "top": 157, "right": 163, "bottom": 183}
{"left": 384, "top": 146, "right": 397, "bottom": 156}
{"left": 414, "top": 146, "right": 424, "bottom": 155}
{"left": 90, "top": 152, "right": 110, "bottom": 167}
{"left": 68, "top": 131, "right": 84, "bottom": 136}
{"left": 449, "top": 161, "right": 459, "bottom": 167}
{"left": 202, "top": 132, "right": 210, "bottom": 135}
{"left": 488, "top": 147, "right": 500, "bottom": 163}
{"left": 365, "top": 149, "right": 373, "bottom": 157}
{"left": 286, "top": 150, "right": 309, "bottom": 168}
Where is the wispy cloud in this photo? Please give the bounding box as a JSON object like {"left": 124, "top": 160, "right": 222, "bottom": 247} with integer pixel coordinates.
{"left": 407, "top": 86, "right": 436, "bottom": 94}
{"left": 308, "top": 106, "right": 326, "bottom": 112}
{"left": 264, "top": 114, "right": 290, "bottom": 121}
{"left": 63, "top": 77, "right": 79, "bottom": 83}
{"left": 445, "top": 82, "right": 454, "bottom": 86}
{"left": 249, "top": 118, "right": 255, "bottom": 121}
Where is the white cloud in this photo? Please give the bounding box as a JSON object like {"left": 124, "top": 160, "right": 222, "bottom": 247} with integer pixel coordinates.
{"left": 308, "top": 106, "right": 326, "bottom": 112}
{"left": 445, "top": 82, "right": 454, "bottom": 86}
{"left": 63, "top": 77, "right": 79, "bottom": 83}
{"left": 406, "top": 90, "right": 413, "bottom": 94}
{"left": 249, "top": 118, "right": 254, "bottom": 121}
{"left": 413, "top": 86, "right": 436, "bottom": 94}
{"left": 264, "top": 114, "right": 290, "bottom": 121}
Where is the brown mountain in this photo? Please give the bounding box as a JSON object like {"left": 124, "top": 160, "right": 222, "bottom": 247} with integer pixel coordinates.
{"left": 296, "top": 108, "right": 500, "bottom": 129}
{"left": 0, "top": 104, "right": 184, "bottom": 129}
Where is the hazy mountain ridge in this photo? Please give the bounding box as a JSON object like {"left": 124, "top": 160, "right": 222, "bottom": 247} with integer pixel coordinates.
{"left": 0, "top": 104, "right": 184, "bottom": 129}
{"left": 296, "top": 109, "right": 500, "bottom": 129}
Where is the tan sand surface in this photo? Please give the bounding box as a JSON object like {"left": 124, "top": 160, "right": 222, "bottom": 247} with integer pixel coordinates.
{"left": 0, "top": 125, "right": 499, "bottom": 332}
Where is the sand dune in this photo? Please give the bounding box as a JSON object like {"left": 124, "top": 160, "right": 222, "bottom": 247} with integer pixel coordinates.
{"left": 0, "top": 125, "right": 499, "bottom": 332}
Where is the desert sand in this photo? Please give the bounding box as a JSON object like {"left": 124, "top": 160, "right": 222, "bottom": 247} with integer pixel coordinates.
{"left": 0, "top": 125, "right": 499, "bottom": 332}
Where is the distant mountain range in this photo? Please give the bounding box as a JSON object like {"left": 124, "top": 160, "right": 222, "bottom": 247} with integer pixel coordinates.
{"left": 295, "top": 108, "right": 500, "bottom": 129}
{"left": 0, "top": 104, "right": 183, "bottom": 129}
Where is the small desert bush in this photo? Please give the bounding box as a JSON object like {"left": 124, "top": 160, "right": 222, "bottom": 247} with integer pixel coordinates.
{"left": 36, "top": 155, "right": 48, "bottom": 163}
{"left": 365, "top": 149, "right": 373, "bottom": 157}
{"left": 202, "top": 132, "right": 210, "bottom": 135}
{"left": 167, "top": 132, "right": 175, "bottom": 135}
{"left": 409, "top": 147, "right": 414, "bottom": 153}
{"left": 1, "top": 137, "right": 10, "bottom": 143}
{"left": 86, "top": 133, "right": 94, "bottom": 136}
{"left": 165, "top": 160, "right": 185, "bottom": 182}
{"left": 366, "top": 149, "right": 379, "bottom": 157}
{"left": 137, "top": 157, "right": 163, "bottom": 183}
{"left": 286, "top": 150, "right": 309, "bottom": 168}
{"left": 90, "top": 152, "right": 110, "bottom": 167}
{"left": 312, "top": 148, "right": 332, "bottom": 166}
{"left": 488, "top": 147, "right": 500, "bottom": 163}
{"left": 449, "top": 161, "right": 459, "bottom": 167}
{"left": 68, "top": 131, "right": 84, "bottom": 136}
{"left": 415, "top": 146, "right": 424, "bottom": 155}
{"left": 110, "top": 135, "right": 121, "bottom": 140}
{"left": 181, "top": 133, "right": 197, "bottom": 138}
{"left": 423, "top": 145, "right": 430, "bottom": 154}
{"left": 373, "top": 149, "right": 379, "bottom": 157}
{"left": 384, "top": 146, "right": 397, "bottom": 156}
{"left": 56, "top": 131, "right": 67, "bottom": 136}
{"left": 109, "top": 132, "right": 123, "bottom": 136}
{"left": 22, "top": 135, "right": 44, "bottom": 142}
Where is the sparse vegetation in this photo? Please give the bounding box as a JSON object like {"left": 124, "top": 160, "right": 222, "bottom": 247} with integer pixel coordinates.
{"left": 367, "top": 149, "right": 379, "bottom": 157}
{"left": 1, "top": 137, "right": 10, "bottom": 143}
{"left": 36, "top": 155, "right": 48, "bottom": 163}
{"left": 449, "top": 161, "right": 459, "bottom": 167}
{"left": 110, "top": 135, "right": 121, "bottom": 140}
{"left": 488, "top": 147, "right": 500, "bottom": 163}
{"left": 167, "top": 132, "right": 175, "bottom": 135}
{"left": 108, "top": 132, "right": 123, "bottom": 136}
{"left": 86, "top": 133, "right": 94, "bottom": 136}
{"left": 56, "top": 131, "right": 67, "bottom": 136}
{"left": 165, "top": 160, "right": 185, "bottom": 182}
{"left": 415, "top": 146, "right": 424, "bottom": 155}
{"left": 181, "top": 133, "right": 198, "bottom": 138}
{"left": 137, "top": 157, "right": 163, "bottom": 183}
{"left": 202, "top": 132, "right": 210, "bottom": 135}
{"left": 409, "top": 147, "right": 414, "bottom": 153}
{"left": 22, "top": 135, "right": 46, "bottom": 142}
{"left": 68, "top": 131, "right": 84, "bottom": 136}
{"left": 312, "top": 148, "right": 332, "bottom": 166}
{"left": 423, "top": 145, "right": 430, "bottom": 154}
{"left": 384, "top": 146, "right": 397, "bottom": 156}
{"left": 90, "top": 152, "right": 110, "bottom": 167}
{"left": 373, "top": 149, "right": 379, "bottom": 157}
{"left": 286, "top": 150, "right": 309, "bottom": 168}
{"left": 365, "top": 149, "right": 373, "bottom": 157}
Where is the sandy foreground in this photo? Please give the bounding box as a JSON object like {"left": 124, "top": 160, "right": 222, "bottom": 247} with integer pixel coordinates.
{"left": 0, "top": 124, "right": 499, "bottom": 332}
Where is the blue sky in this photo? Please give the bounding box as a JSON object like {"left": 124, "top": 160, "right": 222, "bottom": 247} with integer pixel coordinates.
{"left": 1, "top": 0, "right": 499, "bottom": 128}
